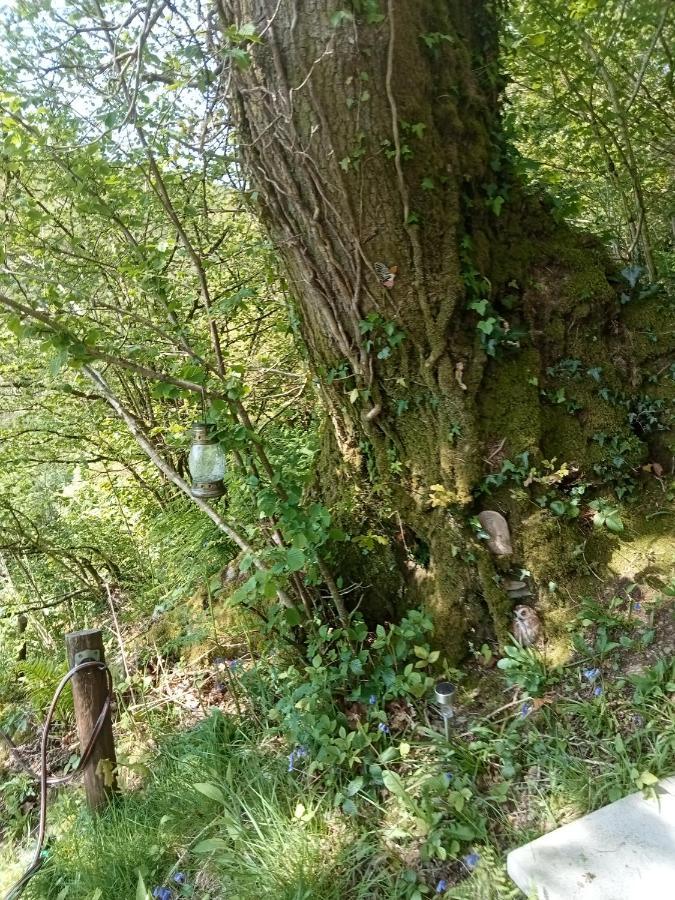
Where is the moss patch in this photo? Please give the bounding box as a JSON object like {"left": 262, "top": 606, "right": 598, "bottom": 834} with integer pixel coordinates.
{"left": 479, "top": 348, "right": 541, "bottom": 458}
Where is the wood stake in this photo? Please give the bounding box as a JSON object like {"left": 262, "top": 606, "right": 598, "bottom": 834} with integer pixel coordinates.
{"left": 65, "top": 629, "right": 117, "bottom": 811}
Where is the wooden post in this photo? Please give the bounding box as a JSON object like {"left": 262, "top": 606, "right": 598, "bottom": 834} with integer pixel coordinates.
{"left": 65, "top": 629, "right": 117, "bottom": 811}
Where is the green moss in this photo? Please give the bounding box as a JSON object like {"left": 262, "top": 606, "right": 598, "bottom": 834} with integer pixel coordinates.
{"left": 479, "top": 348, "right": 541, "bottom": 457}
{"left": 476, "top": 551, "right": 512, "bottom": 645}
{"left": 520, "top": 509, "right": 589, "bottom": 590}
{"left": 621, "top": 294, "right": 675, "bottom": 364}
{"left": 606, "top": 487, "right": 675, "bottom": 582}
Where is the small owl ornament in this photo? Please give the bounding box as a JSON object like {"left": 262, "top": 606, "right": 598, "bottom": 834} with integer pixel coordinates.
{"left": 512, "top": 605, "right": 542, "bottom": 647}
{"left": 375, "top": 262, "right": 398, "bottom": 289}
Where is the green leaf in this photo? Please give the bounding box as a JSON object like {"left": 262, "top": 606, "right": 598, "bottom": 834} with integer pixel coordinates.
{"left": 341, "top": 797, "right": 358, "bottom": 815}
{"left": 477, "top": 317, "right": 497, "bottom": 334}
{"left": 136, "top": 872, "right": 149, "bottom": 900}
{"left": 285, "top": 607, "right": 302, "bottom": 627}
{"left": 285, "top": 547, "right": 306, "bottom": 572}
{"left": 382, "top": 770, "right": 407, "bottom": 798}
{"left": 194, "top": 782, "right": 225, "bottom": 804}
{"left": 605, "top": 515, "right": 624, "bottom": 533}
{"left": 193, "top": 837, "right": 229, "bottom": 853}
{"left": 346, "top": 776, "right": 364, "bottom": 796}
{"left": 349, "top": 657, "right": 363, "bottom": 675}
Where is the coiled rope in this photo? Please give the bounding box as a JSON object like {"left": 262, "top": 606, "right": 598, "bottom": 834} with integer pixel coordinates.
{"left": 2, "top": 661, "right": 114, "bottom": 900}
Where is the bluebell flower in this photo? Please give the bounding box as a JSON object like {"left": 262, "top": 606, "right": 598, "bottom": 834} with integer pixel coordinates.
{"left": 462, "top": 852, "right": 480, "bottom": 870}
{"left": 227, "top": 659, "right": 239, "bottom": 670}
{"left": 288, "top": 745, "right": 308, "bottom": 771}
{"left": 520, "top": 702, "right": 533, "bottom": 719}
{"left": 152, "top": 888, "right": 172, "bottom": 900}
{"left": 444, "top": 772, "right": 454, "bottom": 784}
{"left": 593, "top": 685, "right": 603, "bottom": 697}
{"left": 369, "top": 694, "right": 377, "bottom": 705}
{"left": 378, "top": 722, "right": 390, "bottom": 735}
{"left": 634, "top": 602, "right": 641, "bottom": 611}
{"left": 436, "top": 879, "right": 448, "bottom": 893}
{"left": 172, "top": 873, "right": 187, "bottom": 885}
{"left": 582, "top": 667, "right": 600, "bottom": 682}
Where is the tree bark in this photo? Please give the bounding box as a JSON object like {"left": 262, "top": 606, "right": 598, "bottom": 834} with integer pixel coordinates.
{"left": 217, "top": 0, "right": 674, "bottom": 657}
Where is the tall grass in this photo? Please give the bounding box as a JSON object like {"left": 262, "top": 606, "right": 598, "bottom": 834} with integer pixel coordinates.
{"left": 23, "top": 712, "right": 401, "bottom": 900}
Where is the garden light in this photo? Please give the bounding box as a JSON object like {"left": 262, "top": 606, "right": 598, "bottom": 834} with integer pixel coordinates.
{"left": 434, "top": 680, "right": 456, "bottom": 740}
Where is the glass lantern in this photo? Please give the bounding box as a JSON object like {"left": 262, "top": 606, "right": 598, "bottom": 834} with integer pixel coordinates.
{"left": 188, "top": 422, "right": 226, "bottom": 499}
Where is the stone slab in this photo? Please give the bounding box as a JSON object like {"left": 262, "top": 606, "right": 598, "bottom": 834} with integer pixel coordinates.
{"left": 507, "top": 776, "right": 675, "bottom": 899}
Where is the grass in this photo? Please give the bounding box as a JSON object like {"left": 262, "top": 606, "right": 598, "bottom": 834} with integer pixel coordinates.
{"left": 3, "top": 585, "right": 674, "bottom": 900}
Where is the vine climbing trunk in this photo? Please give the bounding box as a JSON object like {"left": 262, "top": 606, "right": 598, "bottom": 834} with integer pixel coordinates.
{"left": 217, "top": 0, "right": 674, "bottom": 658}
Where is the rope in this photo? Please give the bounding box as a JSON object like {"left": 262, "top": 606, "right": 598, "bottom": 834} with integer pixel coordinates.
{"left": 2, "top": 661, "right": 114, "bottom": 900}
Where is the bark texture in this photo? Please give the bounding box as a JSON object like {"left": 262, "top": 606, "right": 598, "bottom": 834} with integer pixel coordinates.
{"left": 218, "top": 0, "right": 674, "bottom": 658}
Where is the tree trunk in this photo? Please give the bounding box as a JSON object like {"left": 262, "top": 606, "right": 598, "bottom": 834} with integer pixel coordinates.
{"left": 218, "top": 0, "right": 674, "bottom": 658}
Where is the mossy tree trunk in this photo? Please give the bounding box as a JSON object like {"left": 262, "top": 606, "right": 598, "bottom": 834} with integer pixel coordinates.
{"left": 218, "top": 0, "right": 674, "bottom": 658}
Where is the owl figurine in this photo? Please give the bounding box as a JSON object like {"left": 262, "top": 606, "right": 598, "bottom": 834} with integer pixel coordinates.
{"left": 512, "top": 605, "right": 542, "bottom": 646}
{"left": 374, "top": 262, "right": 398, "bottom": 288}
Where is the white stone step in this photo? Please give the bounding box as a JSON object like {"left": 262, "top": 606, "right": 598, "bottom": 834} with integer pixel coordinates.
{"left": 507, "top": 776, "right": 675, "bottom": 899}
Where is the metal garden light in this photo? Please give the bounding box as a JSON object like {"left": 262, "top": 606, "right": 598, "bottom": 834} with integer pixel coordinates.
{"left": 188, "top": 422, "right": 226, "bottom": 499}
{"left": 434, "top": 680, "right": 456, "bottom": 740}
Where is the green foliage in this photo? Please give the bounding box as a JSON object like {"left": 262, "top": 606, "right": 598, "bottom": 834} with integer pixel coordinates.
{"left": 496, "top": 644, "right": 556, "bottom": 695}
{"left": 358, "top": 313, "right": 406, "bottom": 361}
{"left": 589, "top": 498, "right": 624, "bottom": 533}
{"left": 260, "top": 611, "right": 437, "bottom": 782}
{"left": 506, "top": 0, "right": 672, "bottom": 277}
{"left": 18, "top": 657, "right": 74, "bottom": 722}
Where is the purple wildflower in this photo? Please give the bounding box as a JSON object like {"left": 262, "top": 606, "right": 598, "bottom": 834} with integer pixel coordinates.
{"left": 463, "top": 852, "right": 480, "bottom": 870}
{"left": 582, "top": 667, "right": 600, "bottom": 683}
{"left": 593, "top": 685, "right": 603, "bottom": 697}
{"left": 520, "top": 702, "right": 533, "bottom": 719}
{"left": 378, "top": 722, "right": 390, "bottom": 735}
{"left": 369, "top": 694, "right": 377, "bottom": 705}
{"left": 227, "top": 659, "right": 239, "bottom": 670}
{"left": 288, "top": 745, "right": 308, "bottom": 771}
{"left": 436, "top": 879, "right": 448, "bottom": 893}
{"left": 444, "top": 772, "right": 454, "bottom": 784}
{"left": 152, "top": 889, "right": 172, "bottom": 900}
{"left": 172, "top": 873, "right": 187, "bottom": 885}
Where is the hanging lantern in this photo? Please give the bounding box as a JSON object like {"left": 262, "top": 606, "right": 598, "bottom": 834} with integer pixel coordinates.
{"left": 188, "top": 422, "right": 226, "bottom": 499}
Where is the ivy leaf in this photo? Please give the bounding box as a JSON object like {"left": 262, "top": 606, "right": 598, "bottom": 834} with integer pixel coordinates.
{"left": 477, "top": 317, "right": 497, "bottom": 334}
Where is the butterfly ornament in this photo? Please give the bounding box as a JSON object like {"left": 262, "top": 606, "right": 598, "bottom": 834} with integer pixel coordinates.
{"left": 374, "top": 262, "right": 398, "bottom": 289}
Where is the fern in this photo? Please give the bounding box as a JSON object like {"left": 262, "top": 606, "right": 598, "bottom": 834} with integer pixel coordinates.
{"left": 18, "top": 657, "right": 74, "bottom": 722}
